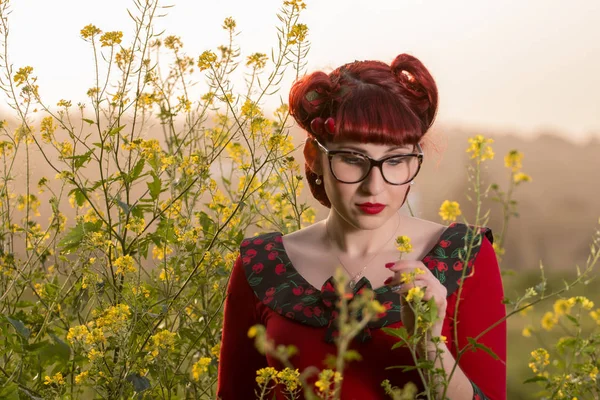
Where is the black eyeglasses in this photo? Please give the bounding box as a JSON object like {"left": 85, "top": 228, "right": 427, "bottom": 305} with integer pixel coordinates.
{"left": 313, "top": 139, "right": 423, "bottom": 185}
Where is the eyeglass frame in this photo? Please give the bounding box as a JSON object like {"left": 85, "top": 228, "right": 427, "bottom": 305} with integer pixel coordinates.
{"left": 312, "top": 138, "right": 424, "bottom": 185}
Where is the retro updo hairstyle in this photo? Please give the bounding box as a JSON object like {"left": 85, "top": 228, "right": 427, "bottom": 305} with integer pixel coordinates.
{"left": 288, "top": 53, "right": 439, "bottom": 208}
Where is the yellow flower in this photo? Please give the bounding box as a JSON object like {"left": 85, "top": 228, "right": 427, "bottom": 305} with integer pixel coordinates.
{"left": 80, "top": 24, "right": 102, "bottom": 39}
{"left": 528, "top": 348, "right": 550, "bottom": 375}
{"left": 522, "top": 326, "right": 533, "bottom": 338}
{"left": 277, "top": 368, "right": 301, "bottom": 392}
{"left": 40, "top": 116, "right": 56, "bottom": 143}
{"left": 541, "top": 311, "right": 557, "bottom": 331}
{"left": 315, "top": 369, "right": 342, "bottom": 393}
{"left": 513, "top": 172, "right": 532, "bottom": 184}
{"left": 100, "top": 31, "right": 123, "bottom": 47}
{"left": 568, "top": 296, "right": 594, "bottom": 310}
{"left": 67, "top": 325, "right": 90, "bottom": 343}
{"left": 466, "top": 135, "right": 495, "bottom": 162}
{"left": 149, "top": 330, "right": 176, "bottom": 359}
{"left": 114, "top": 255, "right": 136, "bottom": 275}
{"left": 197, "top": 50, "right": 217, "bottom": 71}
{"left": 192, "top": 357, "right": 212, "bottom": 381}
{"left": 504, "top": 150, "right": 523, "bottom": 172}
{"left": 589, "top": 309, "right": 600, "bottom": 325}
{"left": 95, "top": 304, "right": 131, "bottom": 331}
{"left": 88, "top": 348, "right": 104, "bottom": 362}
{"left": 246, "top": 53, "right": 268, "bottom": 69}
{"left": 75, "top": 371, "right": 89, "bottom": 384}
{"left": 44, "top": 372, "right": 65, "bottom": 386}
{"left": 438, "top": 200, "right": 462, "bottom": 222}
{"left": 395, "top": 236, "right": 413, "bottom": 254}
{"left": 256, "top": 367, "right": 279, "bottom": 385}
{"left": 247, "top": 326, "right": 258, "bottom": 338}
{"left": 553, "top": 299, "right": 572, "bottom": 316}
{"left": 405, "top": 287, "right": 424, "bottom": 302}
{"left": 287, "top": 23, "right": 308, "bottom": 45}
{"left": 210, "top": 343, "right": 221, "bottom": 360}
{"left": 13, "top": 66, "right": 33, "bottom": 86}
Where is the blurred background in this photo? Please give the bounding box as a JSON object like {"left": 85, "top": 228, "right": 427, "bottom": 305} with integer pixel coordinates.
{"left": 2, "top": 0, "right": 599, "bottom": 398}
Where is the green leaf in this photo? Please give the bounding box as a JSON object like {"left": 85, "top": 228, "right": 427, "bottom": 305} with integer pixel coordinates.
{"left": 126, "top": 373, "right": 151, "bottom": 393}
{"left": 434, "top": 247, "right": 446, "bottom": 258}
{"left": 467, "top": 337, "right": 500, "bottom": 360}
{"left": 58, "top": 221, "right": 102, "bottom": 253}
{"left": 0, "top": 382, "right": 19, "bottom": 400}
{"left": 107, "top": 124, "right": 127, "bottom": 136}
{"left": 523, "top": 376, "right": 548, "bottom": 384}
{"left": 82, "top": 118, "right": 95, "bottom": 125}
{"left": 381, "top": 327, "right": 408, "bottom": 341}
{"left": 130, "top": 158, "right": 146, "bottom": 183}
{"left": 301, "top": 295, "right": 318, "bottom": 305}
{"left": 147, "top": 172, "right": 162, "bottom": 201}
{"left": 68, "top": 187, "right": 88, "bottom": 207}
{"left": 248, "top": 276, "right": 263, "bottom": 286}
{"left": 5, "top": 316, "right": 30, "bottom": 340}
{"left": 451, "top": 247, "right": 465, "bottom": 259}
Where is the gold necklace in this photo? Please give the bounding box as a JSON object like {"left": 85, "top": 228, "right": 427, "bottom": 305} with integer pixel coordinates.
{"left": 325, "top": 215, "right": 401, "bottom": 289}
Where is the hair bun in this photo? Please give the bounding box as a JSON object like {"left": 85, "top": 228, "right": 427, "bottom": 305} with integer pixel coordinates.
{"left": 390, "top": 53, "right": 438, "bottom": 132}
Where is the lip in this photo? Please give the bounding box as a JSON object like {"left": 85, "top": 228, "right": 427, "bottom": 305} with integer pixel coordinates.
{"left": 357, "top": 203, "right": 386, "bottom": 215}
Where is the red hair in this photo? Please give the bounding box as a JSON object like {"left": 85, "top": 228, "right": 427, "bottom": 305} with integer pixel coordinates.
{"left": 289, "top": 54, "right": 439, "bottom": 207}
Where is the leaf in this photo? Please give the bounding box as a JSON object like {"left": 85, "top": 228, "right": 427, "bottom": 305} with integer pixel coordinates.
{"left": 147, "top": 172, "right": 162, "bottom": 201}
{"left": 523, "top": 376, "right": 548, "bottom": 384}
{"left": 451, "top": 247, "right": 465, "bottom": 259}
{"left": 248, "top": 276, "right": 263, "bottom": 286}
{"left": 69, "top": 187, "right": 87, "bottom": 207}
{"left": 381, "top": 327, "right": 408, "bottom": 341}
{"left": 117, "top": 199, "right": 131, "bottom": 215}
{"left": 0, "top": 382, "right": 19, "bottom": 400}
{"left": 71, "top": 150, "right": 94, "bottom": 169}
{"left": 58, "top": 221, "right": 102, "bottom": 254}
{"left": 107, "top": 124, "right": 127, "bottom": 136}
{"left": 129, "top": 158, "right": 146, "bottom": 183}
{"left": 126, "top": 373, "right": 151, "bottom": 393}
{"left": 5, "top": 316, "right": 30, "bottom": 340}
{"left": 434, "top": 247, "right": 446, "bottom": 258}
{"left": 82, "top": 118, "right": 95, "bottom": 125}
{"left": 467, "top": 337, "right": 500, "bottom": 360}
{"left": 301, "top": 295, "right": 318, "bottom": 305}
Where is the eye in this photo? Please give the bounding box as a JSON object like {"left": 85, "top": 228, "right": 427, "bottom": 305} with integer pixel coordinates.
{"left": 385, "top": 156, "right": 407, "bottom": 166}
{"left": 341, "top": 155, "right": 365, "bottom": 165}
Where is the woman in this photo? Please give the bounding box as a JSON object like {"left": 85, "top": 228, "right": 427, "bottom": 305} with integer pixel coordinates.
{"left": 217, "top": 54, "right": 506, "bottom": 399}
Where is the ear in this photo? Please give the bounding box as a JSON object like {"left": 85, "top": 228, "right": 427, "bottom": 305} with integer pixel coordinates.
{"left": 303, "top": 138, "right": 323, "bottom": 175}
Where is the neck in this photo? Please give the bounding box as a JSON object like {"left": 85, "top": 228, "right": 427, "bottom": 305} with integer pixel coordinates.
{"left": 324, "top": 211, "right": 402, "bottom": 258}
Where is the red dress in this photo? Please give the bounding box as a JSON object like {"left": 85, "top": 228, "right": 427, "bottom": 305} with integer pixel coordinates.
{"left": 217, "top": 223, "right": 506, "bottom": 399}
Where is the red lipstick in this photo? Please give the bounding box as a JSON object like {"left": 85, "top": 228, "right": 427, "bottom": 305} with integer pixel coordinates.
{"left": 357, "top": 203, "right": 385, "bottom": 215}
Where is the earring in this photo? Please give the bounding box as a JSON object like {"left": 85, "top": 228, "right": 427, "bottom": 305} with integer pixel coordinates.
{"left": 315, "top": 176, "right": 322, "bottom": 185}
{"left": 410, "top": 181, "right": 415, "bottom": 185}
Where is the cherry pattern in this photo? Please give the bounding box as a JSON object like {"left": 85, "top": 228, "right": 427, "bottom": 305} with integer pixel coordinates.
{"left": 240, "top": 222, "right": 493, "bottom": 344}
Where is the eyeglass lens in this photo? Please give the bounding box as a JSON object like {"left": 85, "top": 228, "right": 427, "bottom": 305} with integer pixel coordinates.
{"left": 330, "top": 153, "right": 419, "bottom": 184}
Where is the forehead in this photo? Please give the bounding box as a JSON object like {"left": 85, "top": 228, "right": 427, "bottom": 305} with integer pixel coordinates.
{"left": 325, "top": 140, "right": 414, "bottom": 155}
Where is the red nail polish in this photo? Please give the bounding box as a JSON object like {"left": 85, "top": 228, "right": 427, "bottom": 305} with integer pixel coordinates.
{"left": 385, "top": 262, "right": 395, "bottom": 269}
{"left": 384, "top": 277, "right": 392, "bottom": 285}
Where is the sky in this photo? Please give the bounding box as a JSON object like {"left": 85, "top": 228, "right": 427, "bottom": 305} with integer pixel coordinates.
{"left": 2, "top": 0, "right": 599, "bottom": 143}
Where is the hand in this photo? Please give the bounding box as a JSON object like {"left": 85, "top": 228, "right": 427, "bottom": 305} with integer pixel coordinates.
{"left": 385, "top": 260, "right": 448, "bottom": 339}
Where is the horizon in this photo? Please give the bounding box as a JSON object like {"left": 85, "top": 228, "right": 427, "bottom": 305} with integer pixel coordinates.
{"left": 1, "top": 0, "right": 599, "bottom": 143}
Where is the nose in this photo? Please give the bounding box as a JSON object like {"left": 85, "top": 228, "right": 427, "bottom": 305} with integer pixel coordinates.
{"left": 360, "top": 164, "right": 386, "bottom": 194}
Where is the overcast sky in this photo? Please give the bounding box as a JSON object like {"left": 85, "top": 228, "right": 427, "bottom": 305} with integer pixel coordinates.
{"left": 2, "top": 0, "right": 599, "bottom": 142}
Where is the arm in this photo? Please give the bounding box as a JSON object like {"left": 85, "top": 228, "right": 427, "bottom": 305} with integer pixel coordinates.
{"left": 217, "top": 255, "right": 269, "bottom": 399}
{"left": 445, "top": 236, "right": 507, "bottom": 400}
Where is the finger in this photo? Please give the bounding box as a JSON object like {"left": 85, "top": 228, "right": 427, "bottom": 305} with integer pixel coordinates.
{"left": 386, "top": 260, "right": 424, "bottom": 272}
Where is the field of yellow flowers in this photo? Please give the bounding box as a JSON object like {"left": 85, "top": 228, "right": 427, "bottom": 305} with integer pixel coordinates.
{"left": 0, "top": 0, "right": 598, "bottom": 399}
